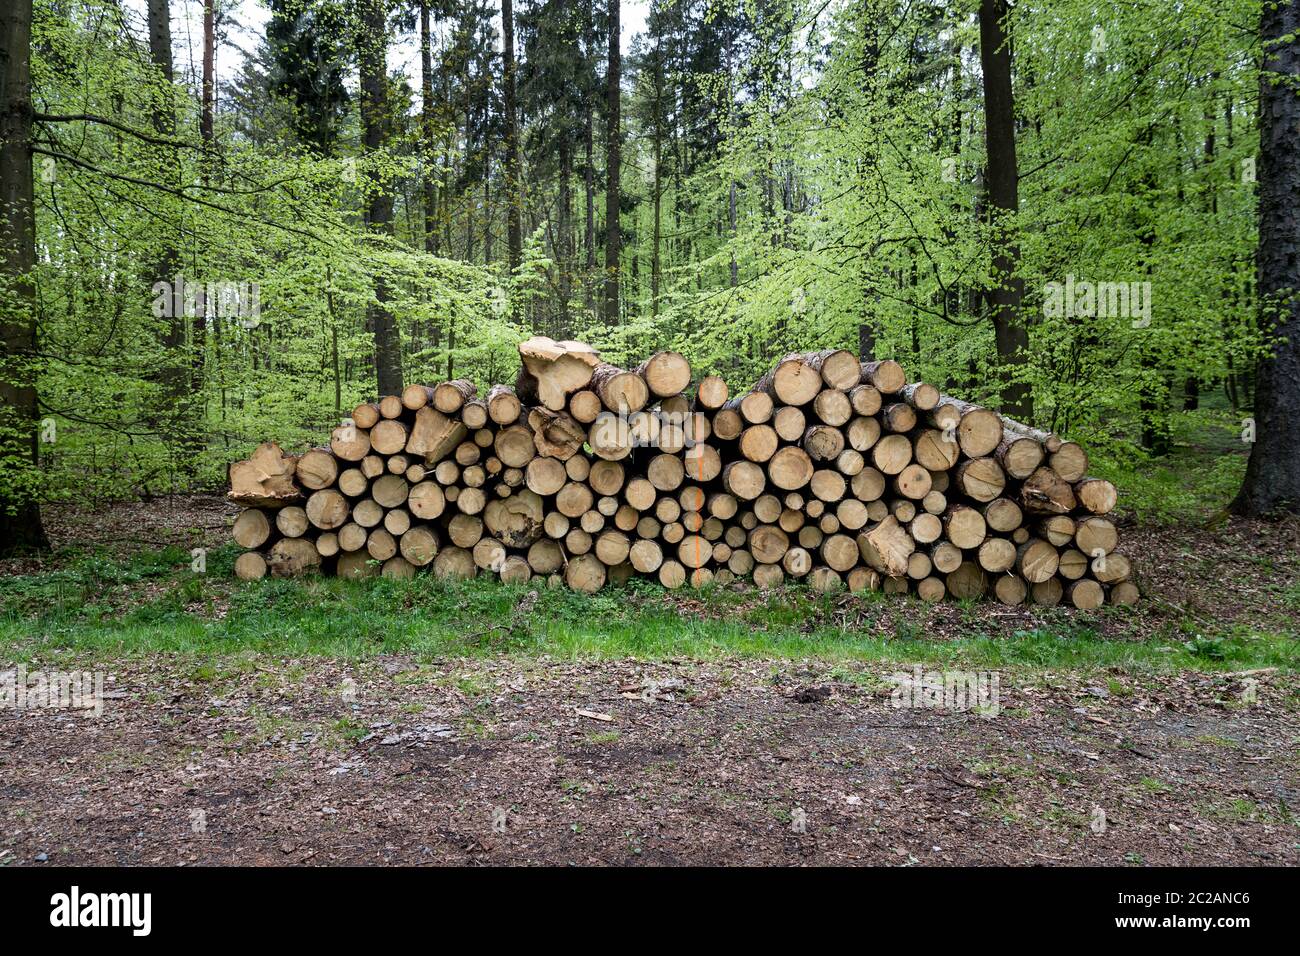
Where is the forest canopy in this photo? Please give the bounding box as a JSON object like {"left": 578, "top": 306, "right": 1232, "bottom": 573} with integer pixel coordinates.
{"left": 0, "top": 0, "right": 1273, "bottom": 511}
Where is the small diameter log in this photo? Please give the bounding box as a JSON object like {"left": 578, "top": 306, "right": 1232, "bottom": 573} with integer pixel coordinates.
{"left": 589, "top": 460, "right": 626, "bottom": 496}
{"left": 954, "top": 457, "right": 1006, "bottom": 503}
{"left": 900, "top": 382, "right": 940, "bottom": 411}
{"left": 946, "top": 561, "right": 988, "bottom": 600}
{"left": 849, "top": 384, "right": 882, "bottom": 416}
{"left": 351, "top": 403, "right": 381, "bottom": 430}
{"left": 528, "top": 408, "right": 585, "bottom": 460}
{"left": 1039, "top": 515, "right": 1076, "bottom": 547}
{"left": 983, "top": 498, "right": 1024, "bottom": 533}
{"left": 1049, "top": 442, "right": 1089, "bottom": 483}
{"left": 401, "top": 384, "right": 435, "bottom": 411}
{"left": 590, "top": 363, "right": 650, "bottom": 413}
{"left": 684, "top": 443, "right": 722, "bottom": 482}
{"left": 1075, "top": 516, "right": 1118, "bottom": 556}
{"left": 306, "top": 489, "right": 350, "bottom": 529}
{"left": 995, "top": 429, "right": 1045, "bottom": 480}
{"left": 881, "top": 403, "right": 917, "bottom": 433}
{"left": 944, "top": 505, "right": 987, "bottom": 550}
{"left": 370, "top": 475, "right": 409, "bottom": 509}
{"left": 516, "top": 335, "right": 602, "bottom": 410}
{"left": 276, "top": 506, "right": 309, "bottom": 538}
{"left": 378, "top": 395, "right": 404, "bottom": 419}
{"left": 565, "top": 553, "right": 607, "bottom": 592}
{"left": 1091, "top": 552, "right": 1131, "bottom": 584}
{"left": 723, "top": 391, "right": 774, "bottom": 425}
{"left": 748, "top": 525, "right": 790, "bottom": 564}
{"left": 712, "top": 408, "right": 743, "bottom": 441}
{"left": 338, "top": 468, "right": 368, "bottom": 497}
{"left": 484, "top": 490, "right": 545, "bottom": 548}
{"left": 233, "top": 509, "right": 272, "bottom": 549}
{"left": 367, "top": 528, "right": 398, "bottom": 561}
{"left": 230, "top": 442, "right": 303, "bottom": 505}
{"left": 871, "top": 434, "right": 912, "bottom": 475}
{"left": 695, "top": 374, "right": 729, "bottom": 409}
{"left": 234, "top": 552, "right": 268, "bottom": 580}
{"left": 399, "top": 526, "right": 439, "bottom": 566}
{"left": 296, "top": 449, "right": 339, "bottom": 490}
{"left": 495, "top": 423, "right": 537, "bottom": 469}
{"left": 525, "top": 457, "right": 567, "bottom": 496}
{"left": 1016, "top": 539, "right": 1060, "bottom": 584}
{"left": 406, "top": 407, "right": 467, "bottom": 462}
{"left": 636, "top": 351, "right": 692, "bottom": 397}
{"left": 336, "top": 551, "right": 378, "bottom": 579}
{"left": 487, "top": 384, "right": 522, "bottom": 425}
{"left": 568, "top": 389, "right": 603, "bottom": 423}
{"left": 977, "top": 538, "right": 1017, "bottom": 573}
{"left": 1021, "top": 467, "right": 1078, "bottom": 515}
{"left": 803, "top": 425, "right": 845, "bottom": 462}
{"left": 755, "top": 354, "right": 823, "bottom": 406}
{"left": 893, "top": 463, "right": 932, "bottom": 500}
{"left": 1074, "top": 478, "right": 1117, "bottom": 515}
{"left": 589, "top": 412, "right": 634, "bottom": 461}
{"left": 1064, "top": 578, "right": 1104, "bottom": 610}
{"left": 813, "top": 389, "right": 852, "bottom": 427}
{"left": 739, "top": 424, "right": 779, "bottom": 462}
{"left": 860, "top": 359, "right": 906, "bottom": 394}
{"left": 268, "top": 538, "right": 322, "bottom": 576}
{"left": 994, "top": 574, "right": 1027, "bottom": 606}
{"left": 1109, "top": 581, "right": 1140, "bottom": 605}
{"left": 407, "top": 481, "right": 446, "bottom": 520}
{"left": 433, "top": 546, "right": 478, "bottom": 579}
{"left": 722, "top": 460, "right": 766, "bottom": 500}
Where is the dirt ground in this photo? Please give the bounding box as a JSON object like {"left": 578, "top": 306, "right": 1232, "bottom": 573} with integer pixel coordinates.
{"left": 1, "top": 495, "right": 1297, "bottom": 866}
{"left": 2, "top": 655, "right": 1296, "bottom": 866}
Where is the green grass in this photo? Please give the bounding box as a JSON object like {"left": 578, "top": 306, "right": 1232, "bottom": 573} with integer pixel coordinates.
{"left": 1, "top": 542, "right": 1296, "bottom": 674}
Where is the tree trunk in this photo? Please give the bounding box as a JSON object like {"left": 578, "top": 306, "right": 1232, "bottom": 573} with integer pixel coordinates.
{"left": 604, "top": 0, "right": 621, "bottom": 326}
{"left": 420, "top": 1, "right": 438, "bottom": 256}
{"left": 978, "top": 0, "right": 1031, "bottom": 420}
{"left": 1233, "top": 0, "right": 1300, "bottom": 516}
{"left": 359, "top": 0, "right": 403, "bottom": 395}
{"left": 0, "top": 0, "right": 49, "bottom": 553}
{"left": 502, "top": 0, "right": 522, "bottom": 274}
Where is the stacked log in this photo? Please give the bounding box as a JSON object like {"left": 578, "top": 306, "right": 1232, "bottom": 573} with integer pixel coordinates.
{"left": 228, "top": 336, "right": 1138, "bottom": 607}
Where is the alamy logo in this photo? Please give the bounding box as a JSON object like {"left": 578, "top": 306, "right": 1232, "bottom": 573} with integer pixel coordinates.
{"left": 888, "top": 666, "right": 1000, "bottom": 716}
{"left": 1, "top": 665, "right": 105, "bottom": 716}
{"left": 151, "top": 274, "right": 261, "bottom": 328}
{"left": 50, "top": 886, "right": 152, "bottom": 936}
{"left": 1043, "top": 275, "right": 1151, "bottom": 327}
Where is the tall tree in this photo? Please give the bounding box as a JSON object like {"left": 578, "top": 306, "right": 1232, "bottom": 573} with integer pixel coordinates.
{"left": 420, "top": 0, "right": 438, "bottom": 254}
{"left": 978, "top": 0, "right": 1030, "bottom": 419}
{"left": 501, "top": 0, "right": 523, "bottom": 274}
{"left": 359, "top": 0, "right": 404, "bottom": 394}
{"left": 1233, "top": 0, "right": 1300, "bottom": 516}
{"left": 267, "top": 0, "right": 352, "bottom": 154}
{"left": 604, "top": 0, "right": 621, "bottom": 325}
{"left": 0, "top": 0, "right": 49, "bottom": 553}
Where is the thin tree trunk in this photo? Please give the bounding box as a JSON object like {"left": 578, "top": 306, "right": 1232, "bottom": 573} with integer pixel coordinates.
{"left": 502, "top": 0, "right": 522, "bottom": 274}
{"left": 360, "top": 0, "right": 403, "bottom": 395}
{"left": 978, "top": 0, "right": 1031, "bottom": 420}
{"left": 604, "top": 0, "right": 621, "bottom": 326}
{"left": 420, "top": 1, "right": 438, "bottom": 255}
{"left": 0, "top": 0, "right": 49, "bottom": 553}
{"left": 1233, "top": 0, "right": 1300, "bottom": 516}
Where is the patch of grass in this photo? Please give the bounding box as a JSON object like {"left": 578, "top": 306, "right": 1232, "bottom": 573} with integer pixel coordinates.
{"left": 586, "top": 731, "right": 620, "bottom": 745}
{"left": 2, "top": 547, "right": 1298, "bottom": 675}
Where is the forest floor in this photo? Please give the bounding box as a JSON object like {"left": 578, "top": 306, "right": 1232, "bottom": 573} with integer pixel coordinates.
{"left": 1, "top": 489, "right": 1297, "bottom": 865}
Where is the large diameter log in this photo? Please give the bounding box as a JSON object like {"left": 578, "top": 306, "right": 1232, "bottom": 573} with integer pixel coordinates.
{"left": 723, "top": 391, "right": 774, "bottom": 424}
{"left": 351, "top": 402, "right": 381, "bottom": 430}
{"left": 276, "top": 506, "right": 309, "bottom": 538}
{"left": 723, "top": 460, "right": 767, "bottom": 500}
{"left": 636, "top": 351, "right": 692, "bottom": 397}
{"left": 1075, "top": 516, "right": 1118, "bottom": 556}
{"left": 944, "top": 505, "right": 987, "bottom": 549}
{"left": 900, "top": 382, "right": 940, "bottom": 411}
{"left": 229, "top": 442, "right": 303, "bottom": 505}
{"left": 748, "top": 525, "right": 790, "bottom": 564}
{"left": 590, "top": 363, "right": 650, "bottom": 413}
{"left": 233, "top": 509, "right": 272, "bottom": 548}
{"left": 813, "top": 390, "right": 852, "bottom": 426}
{"left": 1064, "top": 578, "right": 1104, "bottom": 610}
{"left": 589, "top": 412, "right": 634, "bottom": 460}
{"left": 378, "top": 395, "right": 403, "bottom": 419}
{"left": 803, "top": 425, "right": 844, "bottom": 462}
{"left": 516, "top": 336, "right": 601, "bottom": 410}
{"left": 995, "top": 431, "right": 1045, "bottom": 480}
{"left": 525, "top": 456, "right": 567, "bottom": 496}
{"left": 433, "top": 546, "right": 478, "bottom": 579}
{"left": 336, "top": 551, "right": 379, "bottom": 579}
{"left": 946, "top": 561, "right": 988, "bottom": 599}
{"left": 1049, "top": 443, "right": 1089, "bottom": 483}
{"left": 401, "top": 384, "right": 434, "bottom": 411}
{"left": 870, "top": 434, "right": 912, "bottom": 475}
{"left": 755, "top": 354, "right": 823, "bottom": 406}
{"left": 370, "top": 475, "right": 409, "bottom": 509}
{"left": 739, "top": 424, "right": 779, "bottom": 462}
{"left": 495, "top": 423, "right": 537, "bottom": 468}
{"left": 683, "top": 443, "right": 722, "bottom": 482}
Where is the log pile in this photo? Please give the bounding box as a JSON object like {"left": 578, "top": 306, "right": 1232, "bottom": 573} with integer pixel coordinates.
{"left": 228, "top": 337, "right": 1139, "bottom": 607}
